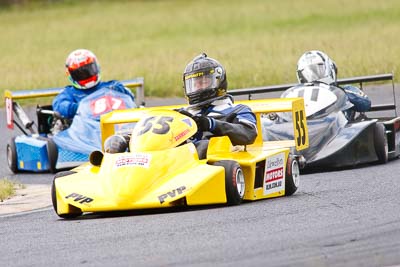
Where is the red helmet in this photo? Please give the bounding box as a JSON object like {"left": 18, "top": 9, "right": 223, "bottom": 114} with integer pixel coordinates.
{"left": 65, "top": 49, "right": 101, "bottom": 89}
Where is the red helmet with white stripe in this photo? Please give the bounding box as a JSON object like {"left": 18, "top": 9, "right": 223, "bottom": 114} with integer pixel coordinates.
{"left": 65, "top": 49, "right": 101, "bottom": 89}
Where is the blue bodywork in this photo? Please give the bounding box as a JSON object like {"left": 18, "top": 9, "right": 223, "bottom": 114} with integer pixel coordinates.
{"left": 14, "top": 87, "right": 136, "bottom": 172}
{"left": 15, "top": 135, "right": 50, "bottom": 171}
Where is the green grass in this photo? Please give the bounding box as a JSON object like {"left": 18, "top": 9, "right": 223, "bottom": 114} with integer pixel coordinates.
{"left": 0, "top": 177, "right": 24, "bottom": 201}
{"left": 1, "top": 0, "right": 399, "bottom": 104}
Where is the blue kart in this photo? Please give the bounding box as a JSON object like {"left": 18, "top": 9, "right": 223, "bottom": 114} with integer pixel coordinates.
{"left": 5, "top": 78, "right": 144, "bottom": 173}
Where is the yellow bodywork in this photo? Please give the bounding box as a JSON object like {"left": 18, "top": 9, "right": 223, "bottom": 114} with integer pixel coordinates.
{"left": 54, "top": 143, "right": 227, "bottom": 214}
{"left": 53, "top": 98, "right": 309, "bottom": 216}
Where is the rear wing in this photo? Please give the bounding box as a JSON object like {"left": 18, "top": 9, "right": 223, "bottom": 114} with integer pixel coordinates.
{"left": 228, "top": 73, "right": 397, "bottom": 115}
{"left": 4, "top": 77, "right": 145, "bottom": 105}
{"left": 100, "top": 97, "right": 309, "bottom": 152}
{"left": 238, "top": 98, "right": 309, "bottom": 151}
{"left": 4, "top": 77, "right": 145, "bottom": 130}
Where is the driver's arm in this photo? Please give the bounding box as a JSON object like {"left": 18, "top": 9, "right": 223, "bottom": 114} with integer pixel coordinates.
{"left": 341, "top": 84, "right": 371, "bottom": 112}
{"left": 210, "top": 106, "right": 257, "bottom": 145}
{"left": 52, "top": 90, "right": 78, "bottom": 119}
{"left": 211, "top": 119, "right": 257, "bottom": 145}
{"left": 109, "top": 81, "right": 136, "bottom": 103}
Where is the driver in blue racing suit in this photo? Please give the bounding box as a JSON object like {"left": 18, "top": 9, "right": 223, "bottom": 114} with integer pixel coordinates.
{"left": 296, "top": 50, "right": 371, "bottom": 120}
{"left": 178, "top": 53, "right": 258, "bottom": 159}
{"left": 53, "top": 49, "right": 136, "bottom": 119}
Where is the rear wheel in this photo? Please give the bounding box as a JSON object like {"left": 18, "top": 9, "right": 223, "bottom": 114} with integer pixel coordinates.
{"left": 51, "top": 171, "right": 82, "bottom": 219}
{"left": 47, "top": 140, "right": 58, "bottom": 173}
{"left": 7, "top": 137, "right": 18, "bottom": 174}
{"left": 374, "top": 123, "right": 388, "bottom": 164}
{"left": 285, "top": 155, "right": 300, "bottom": 196}
{"left": 213, "top": 160, "right": 245, "bottom": 205}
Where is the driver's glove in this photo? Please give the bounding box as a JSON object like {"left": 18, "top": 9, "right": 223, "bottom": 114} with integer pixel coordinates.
{"left": 174, "top": 108, "right": 193, "bottom": 118}
{"left": 173, "top": 109, "right": 215, "bottom": 132}
{"left": 192, "top": 115, "right": 215, "bottom": 132}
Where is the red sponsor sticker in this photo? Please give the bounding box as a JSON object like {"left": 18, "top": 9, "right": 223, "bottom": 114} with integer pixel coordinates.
{"left": 174, "top": 129, "right": 190, "bottom": 141}
{"left": 265, "top": 167, "right": 284, "bottom": 183}
{"left": 6, "top": 97, "right": 13, "bottom": 129}
{"left": 264, "top": 152, "right": 285, "bottom": 194}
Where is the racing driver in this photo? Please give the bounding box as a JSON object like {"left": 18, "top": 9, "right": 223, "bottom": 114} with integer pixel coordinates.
{"left": 53, "top": 48, "right": 135, "bottom": 119}
{"left": 104, "top": 53, "right": 257, "bottom": 158}
{"left": 178, "top": 53, "right": 258, "bottom": 159}
{"left": 296, "top": 50, "right": 371, "bottom": 120}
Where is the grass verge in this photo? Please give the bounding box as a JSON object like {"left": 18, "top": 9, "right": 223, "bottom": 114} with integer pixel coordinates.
{"left": 0, "top": 178, "right": 25, "bottom": 202}
{"left": 0, "top": 0, "right": 399, "bottom": 104}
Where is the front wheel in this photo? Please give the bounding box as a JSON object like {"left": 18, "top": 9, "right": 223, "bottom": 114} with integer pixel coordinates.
{"left": 285, "top": 155, "right": 300, "bottom": 196}
{"left": 51, "top": 171, "right": 82, "bottom": 219}
{"left": 213, "top": 160, "right": 245, "bottom": 205}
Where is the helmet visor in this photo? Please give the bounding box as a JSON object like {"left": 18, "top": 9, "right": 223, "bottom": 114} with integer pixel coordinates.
{"left": 184, "top": 70, "right": 219, "bottom": 94}
{"left": 69, "top": 62, "right": 99, "bottom": 82}
{"left": 299, "top": 63, "right": 326, "bottom": 83}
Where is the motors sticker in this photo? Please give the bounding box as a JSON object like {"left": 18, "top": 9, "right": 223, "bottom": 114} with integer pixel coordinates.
{"left": 263, "top": 152, "right": 285, "bottom": 195}
{"left": 115, "top": 153, "right": 151, "bottom": 168}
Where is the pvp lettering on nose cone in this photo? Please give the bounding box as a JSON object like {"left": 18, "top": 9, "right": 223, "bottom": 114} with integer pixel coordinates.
{"left": 158, "top": 186, "right": 186, "bottom": 204}
{"left": 65, "top": 193, "right": 94, "bottom": 204}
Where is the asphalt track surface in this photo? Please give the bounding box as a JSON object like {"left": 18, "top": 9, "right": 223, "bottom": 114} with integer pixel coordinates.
{"left": 1, "top": 87, "right": 400, "bottom": 267}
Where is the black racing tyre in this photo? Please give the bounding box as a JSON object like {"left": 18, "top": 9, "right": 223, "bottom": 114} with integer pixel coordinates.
{"left": 47, "top": 139, "right": 58, "bottom": 173}
{"left": 285, "top": 155, "right": 300, "bottom": 196}
{"left": 213, "top": 160, "right": 245, "bottom": 205}
{"left": 374, "top": 123, "right": 388, "bottom": 164}
{"left": 51, "top": 171, "right": 82, "bottom": 219}
{"left": 7, "top": 137, "right": 18, "bottom": 174}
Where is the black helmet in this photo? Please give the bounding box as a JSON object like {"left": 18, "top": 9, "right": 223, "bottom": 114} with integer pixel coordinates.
{"left": 183, "top": 53, "right": 227, "bottom": 105}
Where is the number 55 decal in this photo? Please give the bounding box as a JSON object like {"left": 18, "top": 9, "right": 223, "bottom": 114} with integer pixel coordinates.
{"left": 137, "top": 116, "right": 173, "bottom": 136}
{"left": 292, "top": 100, "right": 309, "bottom": 151}
{"left": 295, "top": 110, "right": 306, "bottom": 145}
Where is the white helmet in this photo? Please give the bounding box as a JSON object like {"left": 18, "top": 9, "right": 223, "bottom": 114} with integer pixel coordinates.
{"left": 296, "top": 50, "right": 337, "bottom": 85}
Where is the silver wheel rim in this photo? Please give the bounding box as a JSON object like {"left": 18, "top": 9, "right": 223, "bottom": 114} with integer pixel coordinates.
{"left": 236, "top": 168, "right": 245, "bottom": 198}
{"left": 7, "top": 145, "right": 12, "bottom": 168}
{"left": 291, "top": 160, "right": 300, "bottom": 187}
{"left": 384, "top": 137, "right": 389, "bottom": 161}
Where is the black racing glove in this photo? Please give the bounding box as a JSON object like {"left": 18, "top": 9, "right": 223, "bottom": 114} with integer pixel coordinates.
{"left": 192, "top": 115, "right": 214, "bottom": 132}
{"left": 173, "top": 109, "right": 214, "bottom": 132}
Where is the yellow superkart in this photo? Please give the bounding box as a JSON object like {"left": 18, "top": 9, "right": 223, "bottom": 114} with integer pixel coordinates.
{"left": 51, "top": 98, "right": 309, "bottom": 219}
